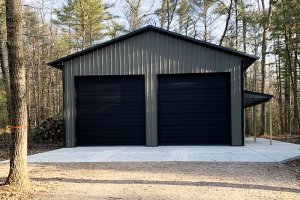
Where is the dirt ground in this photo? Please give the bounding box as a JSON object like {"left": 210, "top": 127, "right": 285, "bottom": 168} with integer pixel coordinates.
{"left": 0, "top": 162, "right": 299, "bottom": 200}
{"left": 259, "top": 135, "right": 300, "bottom": 144}
{"left": 0, "top": 143, "right": 63, "bottom": 161}
{"left": 287, "top": 159, "right": 300, "bottom": 179}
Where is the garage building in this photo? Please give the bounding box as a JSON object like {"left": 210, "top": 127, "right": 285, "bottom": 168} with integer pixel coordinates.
{"left": 48, "top": 25, "right": 272, "bottom": 147}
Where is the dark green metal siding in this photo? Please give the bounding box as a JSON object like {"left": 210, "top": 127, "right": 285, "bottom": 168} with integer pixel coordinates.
{"left": 63, "top": 30, "right": 244, "bottom": 147}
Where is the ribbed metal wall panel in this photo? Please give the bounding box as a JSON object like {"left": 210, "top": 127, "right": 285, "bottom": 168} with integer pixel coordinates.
{"left": 63, "top": 30, "right": 243, "bottom": 147}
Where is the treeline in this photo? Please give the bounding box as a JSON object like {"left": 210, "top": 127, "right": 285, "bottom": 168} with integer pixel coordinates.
{"left": 0, "top": 0, "right": 299, "bottom": 137}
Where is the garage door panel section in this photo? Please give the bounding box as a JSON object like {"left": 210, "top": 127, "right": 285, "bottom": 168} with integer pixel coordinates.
{"left": 158, "top": 73, "right": 231, "bottom": 145}
{"left": 75, "top": 76, "right": 145, "bottom": 146}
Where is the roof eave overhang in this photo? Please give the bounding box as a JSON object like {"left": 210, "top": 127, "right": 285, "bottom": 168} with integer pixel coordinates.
{"left": 242, "top": 57, "right": 258, "bottom": 71}
{"left": 244, "top": 90, "right": 273, "bottom": 108}
{"left": 48, "top": 62, "right": 64, "bottom": 70}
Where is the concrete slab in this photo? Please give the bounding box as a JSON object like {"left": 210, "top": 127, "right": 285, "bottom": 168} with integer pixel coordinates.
{"left": 22, "top": 138, "right": 300, "bottom": 163}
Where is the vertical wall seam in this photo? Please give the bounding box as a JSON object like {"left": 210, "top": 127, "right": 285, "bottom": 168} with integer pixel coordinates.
{"left": 65, "top": 30, "right": 244, "bottom": 147}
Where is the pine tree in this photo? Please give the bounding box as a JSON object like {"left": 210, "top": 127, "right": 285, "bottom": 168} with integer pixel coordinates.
{"left": 155, "top": 0, "right": 179, "bottom": 30}
{"left": 177, "top": 0, "right": 192, "bottom": 36}
{"left": 191, "top": 0, "right": 216, "bottom": 41}
{"left": 5, "top": 0, "right": 30, "bottom": 188}
{"left": 55, "top": 0, "right": 108, "bottom": 50}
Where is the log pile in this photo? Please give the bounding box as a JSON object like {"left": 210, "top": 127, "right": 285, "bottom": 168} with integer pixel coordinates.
{"left": 34, "top": 117, "right": 63, "bottom": 142}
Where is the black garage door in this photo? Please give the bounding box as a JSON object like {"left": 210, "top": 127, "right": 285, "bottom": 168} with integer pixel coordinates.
{"left": 158, "top": 73, "right": 231, "bottom": 145}
{"left": 75, "top": 76, "right": 145, "bottom": 146}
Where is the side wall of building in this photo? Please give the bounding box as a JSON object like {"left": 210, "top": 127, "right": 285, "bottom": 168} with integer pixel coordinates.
{"left": 63, "top": 30, "right": 244, "bottom": 147}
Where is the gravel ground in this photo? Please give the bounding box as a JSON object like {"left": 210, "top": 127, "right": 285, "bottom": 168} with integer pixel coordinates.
{"left": 287, "top": 159, "right": 300, "bottom": 179}
{"left": 0, "top": 162, "right": 300, "bottom": 200}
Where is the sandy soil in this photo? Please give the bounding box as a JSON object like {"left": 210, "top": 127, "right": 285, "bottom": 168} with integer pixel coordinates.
{"left": 0, "top": 162, "right": 300, "bottom": 200}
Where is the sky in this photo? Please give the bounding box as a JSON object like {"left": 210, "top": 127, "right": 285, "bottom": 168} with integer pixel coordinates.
{"left": 20, "top": 0, "right": 276, "bottom": 82}
{"left": 21, "top": 0, "right": 270, "bottom": 58}
{"left": 22, "top": 0, "right": 160, "bottom": 29}
{"left": 21, "top": 0, "right": 224, "bottom": 37}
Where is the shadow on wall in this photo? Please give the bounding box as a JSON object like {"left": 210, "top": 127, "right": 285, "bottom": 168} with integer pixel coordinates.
{"left": 32, "top": 177, "right": 300, "bottom": 194}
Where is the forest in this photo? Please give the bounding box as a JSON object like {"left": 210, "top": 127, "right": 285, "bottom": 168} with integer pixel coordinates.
{"left": 0, "top": 0, "right": 299, "bottom": 140}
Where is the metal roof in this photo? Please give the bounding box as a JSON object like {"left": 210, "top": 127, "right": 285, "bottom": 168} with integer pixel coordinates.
{"left": 48, "top": 25, "right": 258, "bottom": 69}
{"left": 244, "top": 90, "right": 273, "bottom": 108}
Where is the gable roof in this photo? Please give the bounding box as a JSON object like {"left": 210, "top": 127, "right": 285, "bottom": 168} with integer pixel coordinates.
{"left": 48, "top": 25, "right": 258, "bottom": 69}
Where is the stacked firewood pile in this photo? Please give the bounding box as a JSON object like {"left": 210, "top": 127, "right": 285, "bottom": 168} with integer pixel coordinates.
{"left": 34, "top": 117, "right": 63, "bottom": 142}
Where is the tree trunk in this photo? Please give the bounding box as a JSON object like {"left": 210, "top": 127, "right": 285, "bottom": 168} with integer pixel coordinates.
{"left": 252, "top": 37, "right": 258, "bottom": 137}
{"left": 284, "top": 56, "right": 291, "bottom": 135}
{"left": 235, "top": 0, "right": 238, "bottom": 49}
{"left": 253, "top": 65, "right": 257, "bottom": 138}
{"left": 260, "top": 0, "right": 272, "bottom": 135}
{"left": 203, "top": 6, "right": 209, "bottom": 42}
{"left": 166, "top": 0, "right": 170, "bottom": 30}
{"left": 0, "top": 26, "right": 9, "bottom": 95}
{"left": 220, "top": 0, "right": 233, "bottom": 46}
{"left": 0, "top": 23, "right": 11, "bottom": 135}
{"left": 5, "top": 0, "right": 30, "bottom": 188}
{"left": 260, "top": 29, "right": 266, "bottom": 135}
{"left": 242, "top": 16, "right": 251, "bottom": 135}
{"left": 275, "top": 37, "right": 284, "bottom": 135}
{"left": 166, "top": 0, "right": 178, "bottom": 31}
{"left": 293, "top": 47, "right": 300, "bottom": 133}
{"left": 284, "top": 24, "right": 300, "bottom": 133}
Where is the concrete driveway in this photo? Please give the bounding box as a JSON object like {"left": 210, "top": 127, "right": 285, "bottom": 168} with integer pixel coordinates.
{"left": 27, "top": 138, "right": 300, "bottom": 163}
